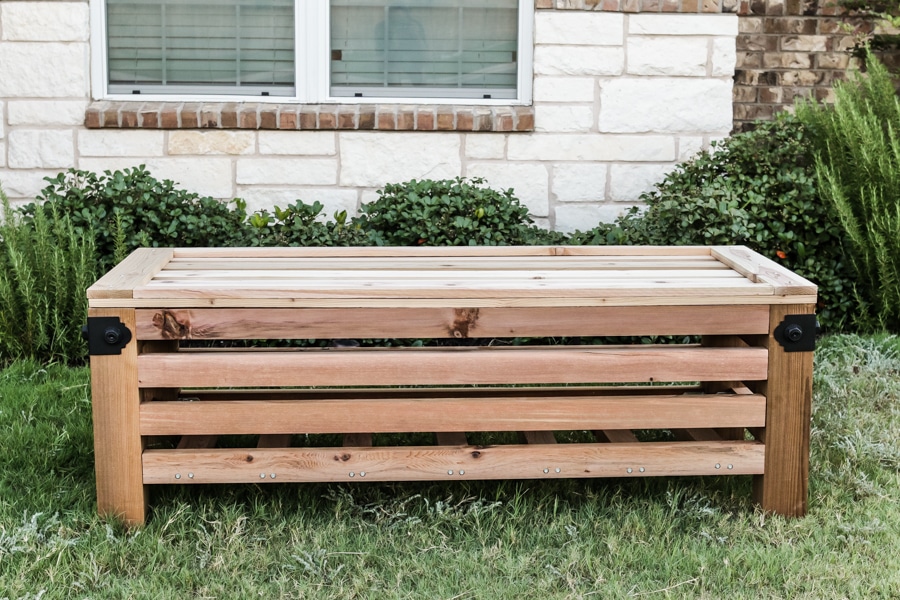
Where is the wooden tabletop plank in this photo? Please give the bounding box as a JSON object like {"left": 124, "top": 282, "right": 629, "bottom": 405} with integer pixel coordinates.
{"left": 170, "top": 246, "right": 716, "bottom": 259}
{"left": 711, "top": 246, "right": 817, "bottom": 296}
{"left": 86, "top": 248, "right": 174, "bottom": 299}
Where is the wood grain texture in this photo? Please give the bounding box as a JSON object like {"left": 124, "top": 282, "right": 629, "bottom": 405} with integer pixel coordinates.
{"left": 139, "top": 394, "right": 767, "bottom": 436}
{"left": 86, "top": 249, "right": 173, "bottom": 299}
{"left": 142, "top": 441, "right": 766, "bottom": 484}
{"left": 752, "top": 304, "right": 815, "bottom": 517}
{"left": 134, "top": 305, "right": 771, "bottom": 340}
{"left": 136, "top": 346, "right": 769, "bottom": 388}
{"left": 88, "top": 308, "right": 146, "bottom": 525}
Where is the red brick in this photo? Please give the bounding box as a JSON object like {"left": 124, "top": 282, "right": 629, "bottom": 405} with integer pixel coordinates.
{"left": 682, "top": 0, "right": 701, "bottom": 11}
{"left": 84, "top": 104, "right": 102, "bottom": 128}
{"left": 279, "top": 107, "right": 298, "bottom": 130}
{"left": 318, "top": 108, "right": 338, "bottom": 129}
{"left": 642, "top": 0, "right": 662, "bottom": 11}
{"left": 358, "top": 107, "right": 376, "bottom": 130}
{"left": 103, "top": 107, "right": 119, "bottom": 127}
{"left": 456, "top": 109, "right": 475, "bottom": 131}
{"left": 259, "top": 107, "right": 278, "bottom": 129}
{"left": 221, "top": 104, "right": 238, "bottom": 128}
{"left": 140, "top": 103, "right": 160, "bottom": 128}
{"left": 299, "top": 108, "right": 318, "bottom": 130}
{"left": 476, "top": 110, "right": 493, "bottom": 132}
{"left": 160, "top": 105, "right": 179, "bottom": 129}
{"left": 437, "top": 109, "right": 455, "bottom": 130}
{"left": 495, "top": 113, "right": 514, "bottom": 132}
{"left": 377, "top": 108, "right": 397, "bottom": 130}
{"left": 239, "top": 106, "right": 258, "bottom": 129}
{"left": 515, "top": 107, "right": 535, "bottom": 131}
{"left": 337, "top": 108, "right": 357, "bottom": 129}
{"left": 416, "top": 109, "right": 435, "bottom": 131}
{"left": 120, "top": 106, "right": 139, "bottom": 128}
{"left": 182, "top": 104, "right": 201, "bottom": 128}
{"left": 601, "top": 0, "right": 620, "bottom": 9}
{"left": 201, "top": 104, "right": 221, "bottom": 128}
{"left": 662, "top": 0, "right": 680, "bottom": 11}
{"left": 701, "top": 0, "right": 720, "bottom": 12}
{"left": 397, "top": 109, "right": 415, "bottom": 130}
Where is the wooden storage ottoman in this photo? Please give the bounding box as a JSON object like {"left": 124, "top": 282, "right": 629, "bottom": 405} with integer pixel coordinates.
{"left": 85, "top": 246, "right": 818, "bottom": 525}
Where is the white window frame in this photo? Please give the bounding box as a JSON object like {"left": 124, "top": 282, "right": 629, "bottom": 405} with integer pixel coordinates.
{"left": 90, "top": 0, "right": 533, "bottom": 105}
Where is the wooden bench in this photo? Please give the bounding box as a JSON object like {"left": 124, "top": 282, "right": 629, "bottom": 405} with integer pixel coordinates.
{"left": 85, "top": 246, "right": 817, "bottom": 525}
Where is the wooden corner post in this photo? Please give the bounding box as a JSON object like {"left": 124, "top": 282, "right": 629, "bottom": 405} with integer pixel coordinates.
{"left": 88, "top": 307, "right": 146, "bottom": 526}
{"left": 753, "top": 303, "right": 815, "bottom": 517}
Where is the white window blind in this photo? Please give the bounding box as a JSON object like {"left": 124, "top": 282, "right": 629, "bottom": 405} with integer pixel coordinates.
{"left": 329, "top": 0, "right": 519, "bottom": 99}
{"left": 106, "top": 0, "right": 295, "bottom": 96}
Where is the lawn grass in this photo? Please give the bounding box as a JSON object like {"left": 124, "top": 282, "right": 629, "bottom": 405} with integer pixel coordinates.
{"left": 1, "top": 334, "right": 898, "bottom": 599}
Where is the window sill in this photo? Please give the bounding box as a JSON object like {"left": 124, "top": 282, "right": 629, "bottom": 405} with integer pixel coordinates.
{"left": 84, "top": 101, "right": 535, "bottom": 132}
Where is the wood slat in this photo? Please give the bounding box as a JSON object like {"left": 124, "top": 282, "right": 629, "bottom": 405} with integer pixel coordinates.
{"left": 142, "top": 441, "right": 766, "bottom": 484}
{"left": 87, "top": 248, "right": 174, "bottom": 299}
{"left": 134, "top": 305, "right": 771, "bottom": 340}
{"left": 711, "top": 246, "right": 817, "bottom": 296}
{"left": 170, "top": 246, "right": 717, "bottom": 259}
{"left": 139, "top": 394, "right": 767, "bottom": 436}
{"left": 91, "top": 294, "right": 820, "bottom": 309}
{"left": 137, "top": 346, "right": 769, "bottom": 388}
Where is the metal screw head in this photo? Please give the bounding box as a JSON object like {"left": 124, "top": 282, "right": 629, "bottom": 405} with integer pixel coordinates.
{"left": 715, "top": 463, "right": 721, "bottom": 469}
{"left": 360, "top": 472, "right": 366, "bottom": 477}
{"left": 459, "top": 470, "right": 465, "bottom": 475}
{"left": 349, "top": 472, "right": 355, "bottom": 477}
{"left": 626, "top": 468, "right": 633, "bottom": 474}
{"left": 174, "top": 473, "right": 181, "bottom": 480}
{"left": 555, "top": 468, "right": 561, "bottom": 473}
{"left": 270, "top": 473, "right": 276, "bottom": 479}
{"left": 639, "top": 467, "right": 645, "bottom": 473}
{"left": 448, "top": 470, "right": 454, "bottom": 475}
{"left": 188, "top": 473, "right": 194, "bottom": 479}
{"left": 260, "top": 473, "right": 266, "bottom": 479}
{"left": 543, "top": 468, "right": 550, "bottom": 474}
{"left": 727, "top": 464, "right": 734, "bottom": 470}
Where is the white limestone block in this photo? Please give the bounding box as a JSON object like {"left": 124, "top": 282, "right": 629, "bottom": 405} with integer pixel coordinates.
{"left": 533, "top": 77, "right": 596, "bottom": 103}
{"left": 552, "top": 163, "right": 608, "bottom": 203}
{"left": 0, "top": 101, "right": 4, "bottom": 139}
{"left": 78, "top": 157, "right": 236, "bottom": 199}
{"left": 609, "top": 163, "right": 674, "bottom": 201}
{"left": 339, "top": 132, "right": 461, "bottom": 187}
{"left": 554, "top": 203, "right": 629, "bottom": 234}
{"left": 711, "top": 37, "right": 737, "bottom": 77}
{"left": 465, "top": 162, "right": 550, "bottom": 217}
{"left": 7, "top": 100, "right": 90, "bottom": 126}
{"left": 0, "top": 169, "right": 60, "bottom": 200}
{"left": 535, "top": 12, "right": 624, "bottom": 46}
{"left": 628, "top": 14, "right": 738, "bottom": 37}
{"left": 508, "top": 134, "right": 675, "bottom": 162}
{"left": 534, "top": 47, "right": 625, "bottom": 77}
{"left": 0, "top": 43, "right": 88, "bottom": 97}
{"left": 78, "top": 130, "right": 165, "bottom": 157}
{"left": 238, "top": 187, "right": 359, "bottom": 218}
{"left": 627, "top": 37, "right": 709, "bottom": 77}
{"left": 1, "top": 2, "right": 90, "bottom": 41}
{"left": 678, "top": 136, "right": 706, "bottom": 161}
{"left": 0, "top": 142, "right": 6, "bottom": 168}
{"left": 236, "top": 158, "right": 338, "bottom": 186}
{"left": 464, "top": 134, "right": 507, "bottom": 160}
{"left": 7, "top": 130, "right": 74, "bottom": 169}
{"left": 598, "top": 78, "right": 733, "bottom": 133}
{"left": 534, "top": 105, "right": 594, "bottom": 133}
{"left": 168, "top": 131, "right": 256, "bottom": 155}
{"left": 258, "top": 131, "right": 337, "bottom": 155}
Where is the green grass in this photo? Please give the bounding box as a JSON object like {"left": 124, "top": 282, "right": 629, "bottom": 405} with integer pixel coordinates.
{"left": 1, "top": 334, "right": 899, "bottom": 599}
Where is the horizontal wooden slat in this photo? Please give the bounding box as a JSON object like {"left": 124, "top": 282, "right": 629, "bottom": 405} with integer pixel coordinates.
{"left": 140, "top": 394, "right": 767, "bottom": 436}
{"left": 134, "top": 305, "right": 770, "bottom": 340}
{"left": 142, "top": 441, "right": 766, "bottom": 484}
{"left": 91, "top": 294, "right": 820, "bottom": 309}
{"left": 86, "top": 248, "right": 173, "bottom": 299}
{"left": 170, "top": 246, "right": 717, "bottom": 259}
{"left": 137, "top": 346, "right": 769, "bottom": 388}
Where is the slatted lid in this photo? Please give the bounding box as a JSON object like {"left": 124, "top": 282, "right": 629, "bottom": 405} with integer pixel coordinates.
{"left": 86, "top": 246, "right": 817, "bottom": 308}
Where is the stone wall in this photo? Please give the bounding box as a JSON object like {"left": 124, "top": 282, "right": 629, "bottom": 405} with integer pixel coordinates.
{"left": 0, "top": 1, "right": 736, "bottom": 231}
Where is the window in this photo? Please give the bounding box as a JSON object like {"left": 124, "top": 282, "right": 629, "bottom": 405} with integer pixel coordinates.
{"left": 92, "top": 0, "right": 533, "bottom": 104}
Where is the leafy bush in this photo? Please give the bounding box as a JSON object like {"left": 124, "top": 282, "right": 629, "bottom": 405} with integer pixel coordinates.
{"left": 571, "top": 114, "right": 855, "bottom": 331}
{"left": 243, "top": 200, "right": 367, "bottom": 247}
{"left": 352, "top": 177, "right": 566, "bottom": 246}
{"left": 0, "top": 185, "right": 97, "bottom": 365}
{"left": 796, "top": 52, "right": 900, "bottom": 332}
{"left": 22, "top": 166, "right": 247, "bottom": 273}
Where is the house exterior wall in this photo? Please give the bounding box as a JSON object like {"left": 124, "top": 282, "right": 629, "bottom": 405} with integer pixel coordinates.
{"left": 1, "top": 1, "right": 737, "bottom": 232}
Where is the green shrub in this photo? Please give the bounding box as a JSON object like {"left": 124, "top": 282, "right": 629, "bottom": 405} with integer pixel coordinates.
{"left": 796, "top": 52, "right": 900, "bottom": 332}
{"left": 352, "top": 177, "right": 567, "bottom": 246}
{"left": 0, "top": 185, "right": 97, "bottom": 366}
{"left": 22, "top": 166, "right": 247, "bottom": 273}
{"left": 571, "top": 114, "right": 855, "bottom": 331}
{"left": 243, "top": 200, "right": 367, "bottom": 247}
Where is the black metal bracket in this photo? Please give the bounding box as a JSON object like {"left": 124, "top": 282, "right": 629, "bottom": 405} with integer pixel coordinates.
{"left": 773, "top": 314, "right": 818, "bottom": 352}
{"left": 82, "top": 317, "right": 133, "bottom": 356}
